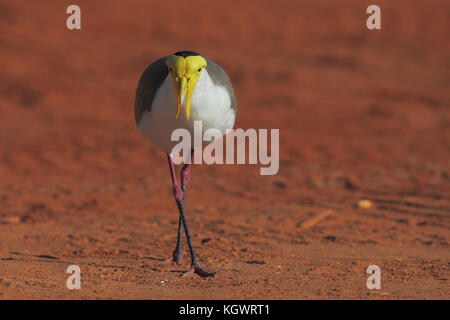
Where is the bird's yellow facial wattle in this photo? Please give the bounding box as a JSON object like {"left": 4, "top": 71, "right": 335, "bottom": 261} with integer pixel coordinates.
{"left": 166, "top": 55, "right": 207, "bottom": 119}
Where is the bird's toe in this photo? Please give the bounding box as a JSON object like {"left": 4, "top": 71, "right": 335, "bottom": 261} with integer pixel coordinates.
{"left": 182, "top": 264, "right": 216, "bottom": 278}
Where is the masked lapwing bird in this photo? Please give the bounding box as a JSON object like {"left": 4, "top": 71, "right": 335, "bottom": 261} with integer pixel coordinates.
{"left": 135, "top": 51, "right": 236, "bottom": 277}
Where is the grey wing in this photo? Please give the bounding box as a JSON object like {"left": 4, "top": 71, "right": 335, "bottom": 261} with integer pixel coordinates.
{"left": 134, "top": 56, "right": 169, "bottom": 124}
{"left": 205, "top": 58, "right": 236, "bottom": 112}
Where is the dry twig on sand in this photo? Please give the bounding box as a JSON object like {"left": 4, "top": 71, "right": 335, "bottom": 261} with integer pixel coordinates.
{"left": 298, "top": 209, "right": 333, "bottom": 229}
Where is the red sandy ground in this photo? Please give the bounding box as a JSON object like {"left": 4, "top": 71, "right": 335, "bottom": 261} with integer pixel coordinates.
{"left": 0, "top": 0, "right": 449, "bottom": 299}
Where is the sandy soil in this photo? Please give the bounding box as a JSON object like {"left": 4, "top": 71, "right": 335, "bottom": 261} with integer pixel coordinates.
{"left": 0, "top": 0, "right": 449, "bottom": 299}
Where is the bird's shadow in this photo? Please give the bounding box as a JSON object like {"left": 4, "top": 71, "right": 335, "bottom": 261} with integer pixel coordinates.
{"left": 169, "top": 270, "right": 189, "bottom": 275}
{"left": 142, "top": 256, "right": 166, "bottom": 262}
{"left": 1, "top": 251, "right": 75, "bottom": 264}
{"left": 142, "top": 256, "right": 193, "bottom": 274}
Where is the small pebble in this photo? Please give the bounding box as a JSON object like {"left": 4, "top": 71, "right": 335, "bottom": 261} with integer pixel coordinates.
{"left": 358, "top": 199, "right": 373, "bottom": 209}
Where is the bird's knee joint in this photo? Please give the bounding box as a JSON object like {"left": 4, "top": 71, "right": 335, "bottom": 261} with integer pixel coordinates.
{"left": 173, "top": 187, "right": 184, "bottom": 203}
{"left": 181, "top": 170, "right": 190, "bottom": 182}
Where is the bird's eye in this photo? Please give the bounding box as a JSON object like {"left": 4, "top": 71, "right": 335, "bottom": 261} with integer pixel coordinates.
{"left": 198, "top": 68, "right": 202, "bottom": 72}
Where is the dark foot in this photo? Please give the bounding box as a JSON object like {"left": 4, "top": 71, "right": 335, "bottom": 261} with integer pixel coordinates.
{"left": 182, "top": 264, "right": 216, "bottom": 278}
{"left": 160, "top": 251, "right": 185, "bottom": 265}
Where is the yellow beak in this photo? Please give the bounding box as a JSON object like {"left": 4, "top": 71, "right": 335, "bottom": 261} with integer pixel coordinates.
{"left": 166, "top": 54, "right": 206, "bottom": 120}
{"left": 173, "top": 76, "right": 193, "bottom": 120}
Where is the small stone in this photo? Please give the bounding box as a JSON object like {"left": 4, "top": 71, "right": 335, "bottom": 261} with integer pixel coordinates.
{"left": 358, "top": 199, "right": 373, "bottom": 209}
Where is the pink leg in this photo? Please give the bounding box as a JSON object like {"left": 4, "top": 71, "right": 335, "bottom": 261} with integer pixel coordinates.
{"left": 161, "top": 155, "right": 185, "bottom": 265}
{"left": 165, "top": 151, "right": 215, "bottom": 277}
{"left": 180, "top": 149, "right": 194, "bottom": 192}
{"left": 168, "top": 154, "right": 184, "bottom": 203}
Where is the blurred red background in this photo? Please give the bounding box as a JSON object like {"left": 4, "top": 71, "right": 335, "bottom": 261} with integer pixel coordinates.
{"left": 0, "top": 0, "right": 448, "bottom": 299}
